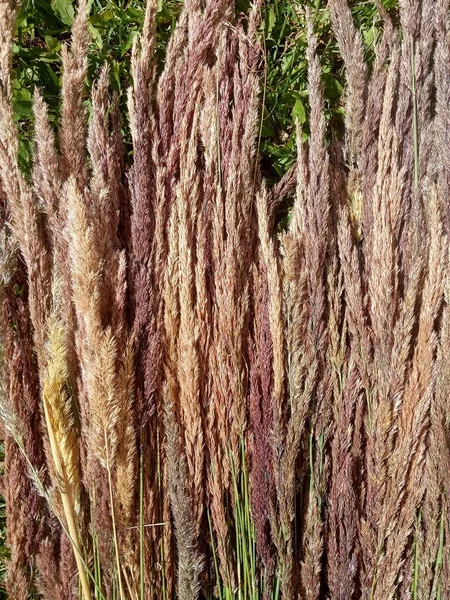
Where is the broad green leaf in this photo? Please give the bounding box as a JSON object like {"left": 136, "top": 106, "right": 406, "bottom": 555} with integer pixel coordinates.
{"left": 292, "top": 96, "right": 306, "bottom": 125}
{"left": 51, "top": 0, "right": 75, "bottom": 26}
{"left": 121, "top": 29, "right": 139, "bottom": 55}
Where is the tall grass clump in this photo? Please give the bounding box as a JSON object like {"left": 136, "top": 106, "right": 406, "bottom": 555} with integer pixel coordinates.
{"left": 0, "top": 0, "right": 450, "bottom": 598}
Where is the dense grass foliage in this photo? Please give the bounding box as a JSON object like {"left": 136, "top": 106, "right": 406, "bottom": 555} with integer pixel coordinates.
{"left": 11, "top": 0, "right": 392, "bottom": 177}
{"left": 3, "top": 1, "right": 380, "bottom": 593}
{"left": 11, "top": 0, "right": 183, "bottom": 170}
{"left": 4, "top": 0, "right": 450, "bottom": 599}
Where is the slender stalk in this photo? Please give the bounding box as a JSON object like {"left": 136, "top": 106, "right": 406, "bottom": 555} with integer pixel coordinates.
{"left": 139, "top": 447, "right": 144, "bottom": 600}
{"left": 105, "top": 434, "right": 126, "bottom": 600}
{"left": 412, "top": 510, "right": 421, "bottom": 600}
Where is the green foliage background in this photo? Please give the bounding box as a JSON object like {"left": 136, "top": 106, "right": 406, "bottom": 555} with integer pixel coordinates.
{"left": 11, "top": 0, "right": 395, "bottom": 178}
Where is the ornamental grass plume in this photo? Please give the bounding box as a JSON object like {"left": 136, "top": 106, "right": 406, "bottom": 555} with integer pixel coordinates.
{"left": 1, "top": 0, "right": 450, "bottom": 598}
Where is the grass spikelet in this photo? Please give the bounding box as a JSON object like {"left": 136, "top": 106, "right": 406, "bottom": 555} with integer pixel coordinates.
{"left": 59, "top": 0, "right": 90, "bottom": 184}
{"left": 41, "top": 292, "right": 89, "bottom": 600}
{"left": 165, "top": 399, "right": 204, "bottom": 600}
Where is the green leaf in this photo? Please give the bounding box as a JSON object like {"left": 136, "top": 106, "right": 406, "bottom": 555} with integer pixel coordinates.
{"left": 88, "top": 23, "right": 103, "bottom": 48}
{"left": 363, "top": 26, "right": 376, "bottom": 49}
{"left": 12, "top": 85, "right": 33, "bottom": 120}
{"left": 90, "top": 8, "right": 114, "bottom": 27}
{"left": 121, "top": 29, "right": 139, "bottom": 55}
{"left": 44, "top": 34, "right": 61, "bottom": 51}
{"left": 51, "top": 0, "right": 75, "bottom": 26}
{"left": 292, "top": 96, "right": 306, "bottom": 125}
{"left": 322, "top": 72, "right": 343, "bottom": 99}
{"left": 266, "top": 6, "right": 275, "bottom": 39}
{"left": 261, "top": 107, "right": 277, "bottom": 138}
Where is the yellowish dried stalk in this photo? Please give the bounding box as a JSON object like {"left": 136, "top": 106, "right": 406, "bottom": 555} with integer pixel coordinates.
{"left": 42, "top": 299, "right": 89, "bottom": 600}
